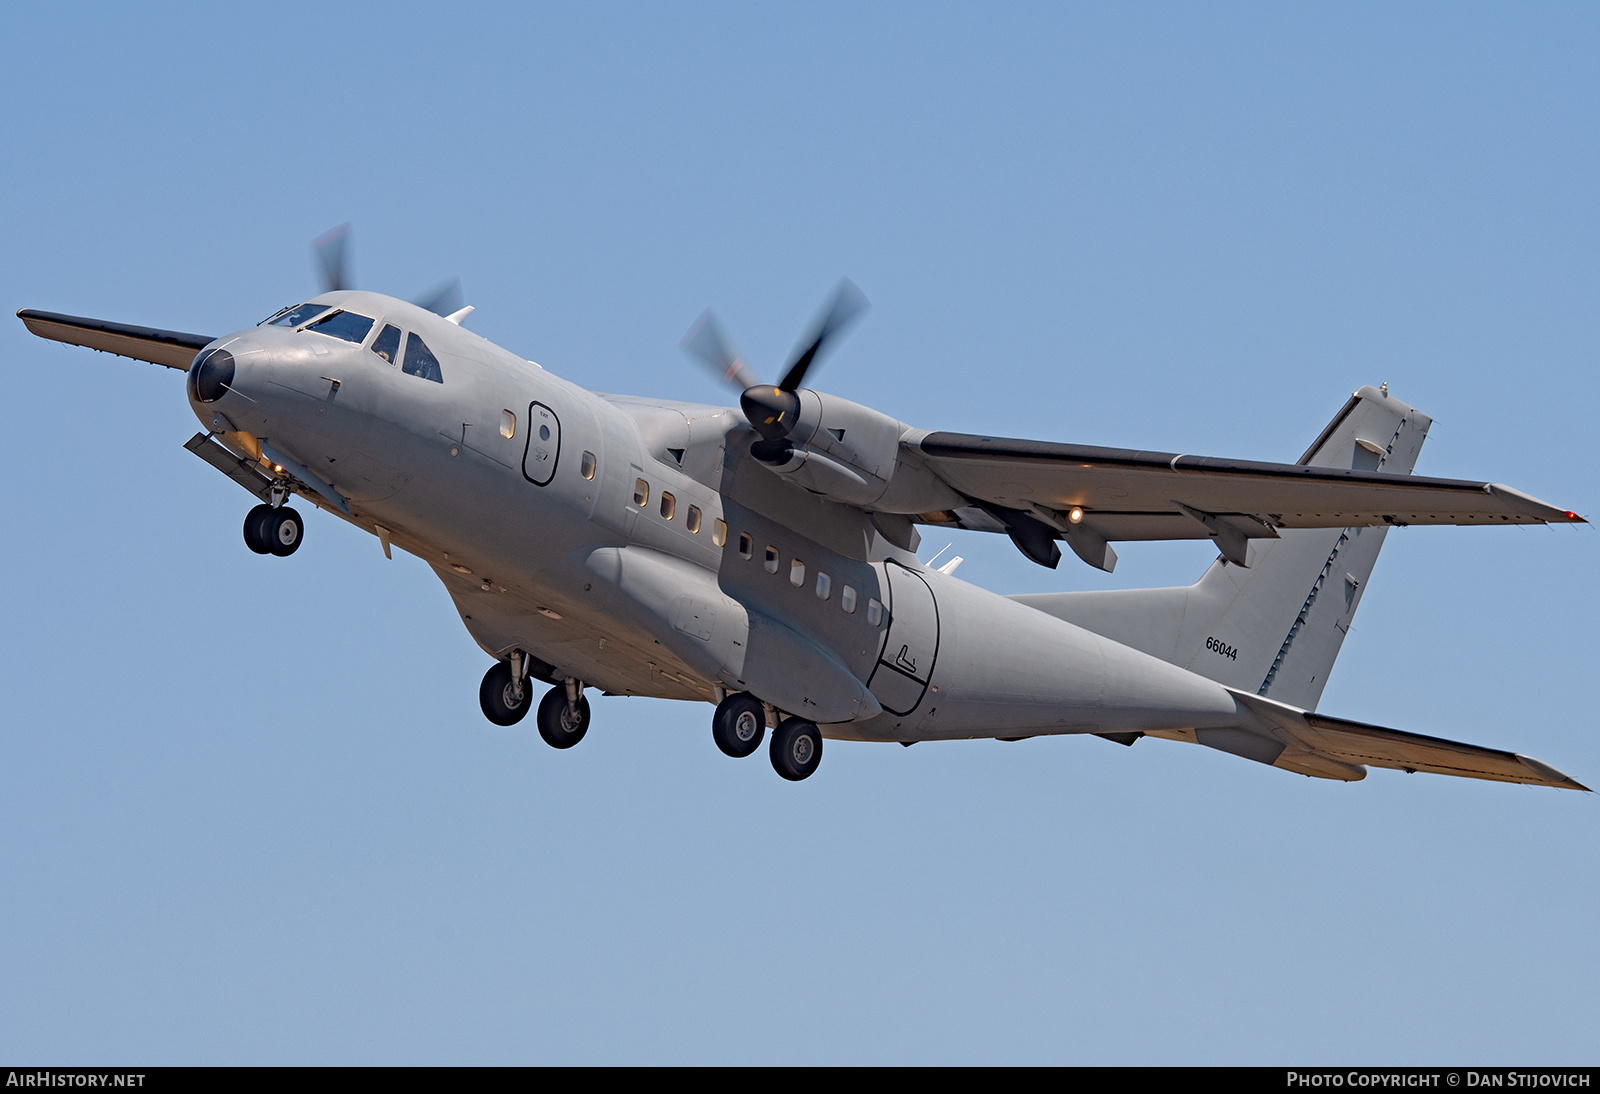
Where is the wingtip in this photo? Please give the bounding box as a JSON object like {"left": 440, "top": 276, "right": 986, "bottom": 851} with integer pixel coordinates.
{"left": 1515, "top": 753, "right": 1590, "bottom": 791}
{"left": 1486, "top": 483, "right": 1588, "bottom": 524}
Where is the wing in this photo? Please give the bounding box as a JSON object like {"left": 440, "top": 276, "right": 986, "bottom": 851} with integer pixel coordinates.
{"left": 1222, "top": 690, "right": 1589, "bottom": 789}
{"left": 17, "top": 308, "right": 215, "bottom": 370}
{"left": 910, "top": 386, "right": 1582, "bottom": 569}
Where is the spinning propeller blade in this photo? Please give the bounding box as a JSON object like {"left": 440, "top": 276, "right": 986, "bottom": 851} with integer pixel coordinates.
{"left": 309, "top": 225, "right": 466, "bottom": 319}
{"left": 312, "top": 223, "right": 353, "bottom": 293}
{"left": 776, "top": 279, "right": 868, "bottom": 392}
{"left": 681, "top": 310, "right": 760, "bottom": 391}
{"left": 412, "top": 278, "right": 464, "bottom": 318}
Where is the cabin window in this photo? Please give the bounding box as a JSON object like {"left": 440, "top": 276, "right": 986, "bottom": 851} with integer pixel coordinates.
{"left": 580, "top": 451, "right": 596, "bottom": 480}
{"left": 815, "top": 572, "right": 831, "bottom": 600}
{"left": 500, "top": 409, "right": 516, "bottom": 439}
{"left": 789, "top": 559, "right": 805, "bottom": 587}
{"left": 713, "top": 520, "right": 727, "bottom": 547}
{"left": 867, "top": 598, "right": 883, "bottom": 626}
{"left": 738, "top": 533, "right": 753, "bottom": 559}
{"left": 306, "top": 310, "right": 376, "bottom": 345}
{"left": 402, "top": 334, "right": 444, "bottom": 383}
{"left": 660, "top": 492, "right": 676, "bottom": 520}
{"left": 685, "top": 505, "right": 702, "bottom": 534}
{"left": 371, "top": 323, "right": 402, "bottom": 364}
{"left": 764, "top": 546, "right": 779, "bottom": 574}
{"left": 633, "top": 479, "right": 649, "bottom": 507}
{"left": 841, "top": 585, "right": 857, "bottom": 613}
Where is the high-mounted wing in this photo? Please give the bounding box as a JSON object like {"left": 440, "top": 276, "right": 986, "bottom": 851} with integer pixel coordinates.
{"left": 912, "top": 386, "right": 1582, "bottom": 570}
{"left": 17, "top": 309, "right": 214, "bottom": 370}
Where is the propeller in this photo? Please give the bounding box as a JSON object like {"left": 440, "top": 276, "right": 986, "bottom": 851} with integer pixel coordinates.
{"left": 308, "top": 224, "right": 467, "bottom": 319}
{"left": 411, "top": 278, "right": 464, "bottom": 319}
{"left": 312, "top": 223, "right": 353, "bottom": 293}
{"left": 681, "top": 279, "right": 868, "bottom": 443}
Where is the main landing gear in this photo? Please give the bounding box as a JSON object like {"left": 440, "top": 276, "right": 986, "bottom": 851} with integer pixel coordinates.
{"left": 478, "top": 658, "right": 590, "bottom": 749}
{"left": 712, "top": 691, "right": 823, "bottom": 781}
{"left": 242, "top": 502, "right": 303, "bottom": 556}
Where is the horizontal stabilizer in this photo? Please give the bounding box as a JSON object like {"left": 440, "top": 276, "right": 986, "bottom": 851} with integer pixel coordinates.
{"left": 1227, "top": 690, "right": 1588, "bottom": 790}
{"left": 17, "top": 308, "right": 214, "bottom": 370}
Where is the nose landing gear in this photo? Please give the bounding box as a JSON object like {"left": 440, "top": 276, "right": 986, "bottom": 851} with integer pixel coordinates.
{"left": 243, "top": 503, "right": 303, "bottom": 556}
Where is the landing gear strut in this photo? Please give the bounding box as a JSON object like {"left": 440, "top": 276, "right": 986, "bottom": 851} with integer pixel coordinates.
{"left": 770, "top": 717, "right": 823, "bottom": 781}
{"left": 537, "top": 680, "right": 590, "bottom": 749}
{"left": 243, "top": 502, "right": 303, "bottom": 556}
{"left": 711, "top": 692, "right": 766, "bottom": 758}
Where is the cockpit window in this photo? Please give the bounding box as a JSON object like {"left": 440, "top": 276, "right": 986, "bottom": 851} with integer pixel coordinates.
{"left": 402, "top": 334, "right": 444, "bottom": 383}
{"left": 305, "top": 310, "right": 376, "bottom": 345}
{"left": 267, "top": 302, "right": 335, "bottom": 328}
{"left": 371, "top": 323, "right": 402, "bottom": 364}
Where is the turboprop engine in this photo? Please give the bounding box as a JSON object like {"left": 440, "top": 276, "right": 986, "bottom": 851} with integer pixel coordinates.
{"left": 740, "top": 387, "right": 964, "bottom": 514}
{"left": 684, "top": 280, "right": 966, "bottom": 518}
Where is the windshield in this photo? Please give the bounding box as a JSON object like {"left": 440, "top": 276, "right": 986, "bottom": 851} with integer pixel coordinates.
{"left": 305, "top": 310, "right": 376, "bottom": 345}
{"left": 266, "top": 302, "right": 335, "bottom": 328}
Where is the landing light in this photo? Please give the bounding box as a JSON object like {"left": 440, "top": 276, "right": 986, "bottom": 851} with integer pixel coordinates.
{"left": 1068, "top": 507, "right": 1084, "bottom": 523}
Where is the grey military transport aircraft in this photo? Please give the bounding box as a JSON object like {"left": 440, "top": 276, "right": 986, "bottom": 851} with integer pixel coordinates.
{"left": 16, "top": 231, "right": 1590, "bottom": 788}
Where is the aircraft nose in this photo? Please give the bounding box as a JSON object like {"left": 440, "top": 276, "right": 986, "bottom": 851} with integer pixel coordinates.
{"left": 187, "top": 344, "right": 234, "bottom": 403}
{"left": 186, "top": 336, "right": 266, "bottom": 407}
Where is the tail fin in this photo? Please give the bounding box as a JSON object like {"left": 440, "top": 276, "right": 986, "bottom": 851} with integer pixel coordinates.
{"left": 1013, "top": 386, "right": 1431, "bottom": 712}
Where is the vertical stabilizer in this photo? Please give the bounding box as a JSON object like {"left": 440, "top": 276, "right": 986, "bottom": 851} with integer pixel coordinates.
{"left": 1013, "top": 386, "right": 1431, "bottom": 711}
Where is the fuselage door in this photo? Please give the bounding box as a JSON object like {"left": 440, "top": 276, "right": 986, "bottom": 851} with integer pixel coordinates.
{"left": 522, "top": 401, "right": 561, "bottom": 485}
{"left": 867, "top": 561, "right": 941, "bottom": 716}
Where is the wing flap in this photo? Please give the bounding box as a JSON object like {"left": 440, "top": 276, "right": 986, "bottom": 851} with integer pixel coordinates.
{"left": 18, "top": 308, "right": 214, "bottom": 371}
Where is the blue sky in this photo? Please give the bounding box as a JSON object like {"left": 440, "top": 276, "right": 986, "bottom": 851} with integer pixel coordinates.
{"left": 2, "top": 2, "right": 1596, "bottom": 1064}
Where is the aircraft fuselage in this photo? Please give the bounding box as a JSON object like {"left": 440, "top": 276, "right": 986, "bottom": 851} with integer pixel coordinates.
{"left": 190, "top": 290, "right": 1245, "bottom": 744}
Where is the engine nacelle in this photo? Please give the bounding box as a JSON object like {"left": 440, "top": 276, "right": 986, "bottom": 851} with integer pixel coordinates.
{"left": 750, "top": 391, "right": 965, "bottom": 514}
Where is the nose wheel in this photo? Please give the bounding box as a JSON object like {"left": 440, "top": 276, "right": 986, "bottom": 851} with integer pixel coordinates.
{"left": 243, "top": 503, "right": 303, "bottom": 556}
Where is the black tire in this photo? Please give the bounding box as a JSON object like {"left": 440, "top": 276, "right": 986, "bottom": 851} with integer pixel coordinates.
{"left": 479, "top": 662, "right": 531, "bottom": 726}
{"left": 243, "top": 504, "right": 275, "bottom": 554}
{"left": 770, "top": 717, "right": 823, "bottom": 781}
{"left": 537, "top": 686, "right": 590, "bottom": 749}
{"left": 264, "top": 507, "right": 304, "bottom": 557}
{"left": 712, "top": 692, "right": 766, "bottom": 758}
